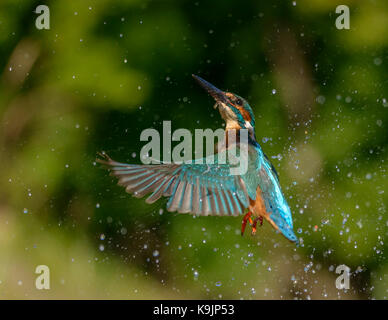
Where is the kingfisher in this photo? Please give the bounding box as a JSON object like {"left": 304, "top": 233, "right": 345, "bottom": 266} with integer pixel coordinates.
{"left": 98, "top": 75, "right": 298, "bottom": 243}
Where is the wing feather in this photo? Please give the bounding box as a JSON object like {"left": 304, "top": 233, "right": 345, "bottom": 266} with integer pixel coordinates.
{"left": 180, "top": 183, "right": 193, "bottom": 213}
{"left": 97, "top": 152, "right": 250, "bottom": 216}
{"left": 192, "top": 179, "right": 200, "bottom": 214}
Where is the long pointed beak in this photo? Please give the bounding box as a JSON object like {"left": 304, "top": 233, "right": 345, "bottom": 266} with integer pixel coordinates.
{"left": 192, "top": 74, "right": 228, "bottom": 104}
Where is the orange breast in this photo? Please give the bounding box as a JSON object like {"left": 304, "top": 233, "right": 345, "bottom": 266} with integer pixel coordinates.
{"left": 249, "top": 186, "right": 279, "bottom": 232}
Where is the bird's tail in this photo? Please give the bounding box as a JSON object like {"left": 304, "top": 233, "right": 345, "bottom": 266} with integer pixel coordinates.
{"left": 269, "top": 210, "right": 299, "bottom": 244}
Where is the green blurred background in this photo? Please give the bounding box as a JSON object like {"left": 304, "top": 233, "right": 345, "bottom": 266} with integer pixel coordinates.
{"left": 0, "top": 0, "right": 387, "bottom": 299}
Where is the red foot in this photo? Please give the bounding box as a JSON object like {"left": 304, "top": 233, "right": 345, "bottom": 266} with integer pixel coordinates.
{"left": 251, "top": 218, "right": 258, "bottom": 235}
{"left": 241, "top": 211, "right": 252, "bottom": 236}
{"left": 241, "top": 213, "right": 264, "bottom": 236}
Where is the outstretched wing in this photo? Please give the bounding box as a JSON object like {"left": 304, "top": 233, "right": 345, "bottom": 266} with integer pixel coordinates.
{"left": 258, "top": 155, "right": 298, "bottom": 242}
{"left": 97, "top": 153, "right": 249, "bottom": 216}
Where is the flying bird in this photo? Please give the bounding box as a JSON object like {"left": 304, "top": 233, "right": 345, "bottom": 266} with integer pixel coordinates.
{"left": 97, "top": 75, "right": 298, "bottom": 243}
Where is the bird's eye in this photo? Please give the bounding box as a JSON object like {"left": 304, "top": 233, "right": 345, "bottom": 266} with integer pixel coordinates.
{"left": 236, "top": 99, "right": 242, "bottom": 105}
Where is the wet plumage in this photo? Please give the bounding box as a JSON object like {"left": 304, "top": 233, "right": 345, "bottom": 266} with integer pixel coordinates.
{"left": 98, "top": 75, "right": 298, "bottom": 243}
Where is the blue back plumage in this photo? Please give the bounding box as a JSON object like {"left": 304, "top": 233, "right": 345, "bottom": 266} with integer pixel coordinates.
{"left": 243, "top": 141, "right": 297, "bottom": 242}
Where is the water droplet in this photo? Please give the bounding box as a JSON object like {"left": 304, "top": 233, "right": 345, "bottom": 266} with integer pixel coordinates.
{"left": 316, "top": 95, "right": 325, "bottom": 104}
{"left": 374, "top": 57, "right": 382, "bottom": 66}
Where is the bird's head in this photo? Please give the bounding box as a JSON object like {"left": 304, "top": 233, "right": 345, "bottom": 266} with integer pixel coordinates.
{"left": 192, "top": 74, "right": 255, "bottom": 136}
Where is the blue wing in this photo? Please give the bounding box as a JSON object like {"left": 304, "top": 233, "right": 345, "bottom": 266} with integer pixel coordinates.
{"left": 257, "top": 151, "right": 298, "bottom": 242}
{"left": 98, "top": 153, "right": 249, "bottom": 216}
{"left": 98, "top": 144, "right": 298, "bottom": 243}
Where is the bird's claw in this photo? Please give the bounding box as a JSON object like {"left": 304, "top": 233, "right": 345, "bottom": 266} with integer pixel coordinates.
{"left": 241, "top": 212, "right": 263, "bottom": 236}
{"left": 251, "top": 218, "right": 257, "bottom": 235}
{"left": 241, "top": 211, "right": 251, "bottom": 236}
